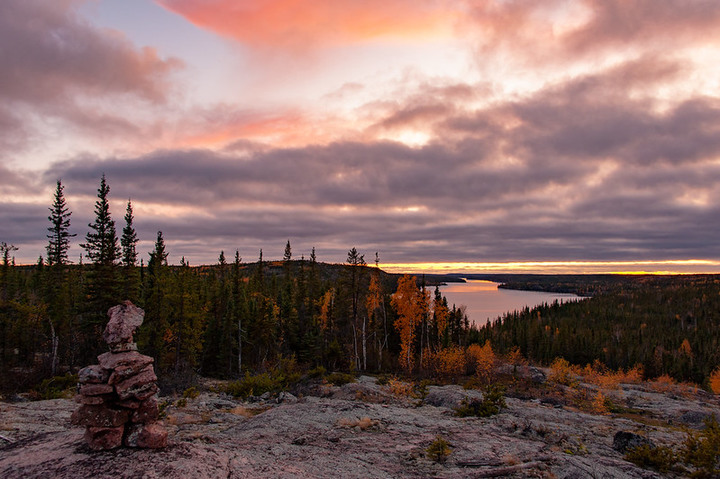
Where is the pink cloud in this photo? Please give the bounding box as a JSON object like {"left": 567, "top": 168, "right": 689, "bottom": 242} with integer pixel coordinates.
{"left": 157, "top": 0, "right": 458, "bottom": 50}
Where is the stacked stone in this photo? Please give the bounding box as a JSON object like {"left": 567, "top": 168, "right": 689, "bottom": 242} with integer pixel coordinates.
{"left": 71, "top": 301, "right": 168, "bottom": 450}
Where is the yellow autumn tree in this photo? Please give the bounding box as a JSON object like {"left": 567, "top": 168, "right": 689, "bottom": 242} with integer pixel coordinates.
{"left": 318, "top": 289, "right": 334, "bottom": 332}
{"left": 391, "top": 275, "right": 422, "bottom": 373}
{"left": 709, "top": 367, "right": 720, "bottom": 394}
{"left": 467, "top": 340, "right": 496, "bottom": 384}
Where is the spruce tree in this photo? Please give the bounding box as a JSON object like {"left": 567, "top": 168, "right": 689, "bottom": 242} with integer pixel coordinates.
{"left": 140, "top": 231, "right": 171, "bottom": 368}
{"left": 121, "top": 199, "right": 138, "bottom": 267}
{"left": 120, "top": 199, "right": 140, "bottom": 302}
{"left": 46, "top": 180, "right": 75, "bottom": 267}
{"left": 45, "top": 180, "right": 77, "bottom": 374}
{"left": 82, "top": 175, "right": 120, "bottom": 266}
{"left": 80, "top": 175, "right": 121, "bottom": 360}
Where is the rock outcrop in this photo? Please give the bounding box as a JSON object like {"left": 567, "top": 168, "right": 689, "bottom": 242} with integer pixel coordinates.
{"left": 70, "top": 301, "right": 167, "bottom": 450}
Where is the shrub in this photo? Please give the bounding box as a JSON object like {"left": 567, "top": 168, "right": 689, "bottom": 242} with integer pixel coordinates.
{"left": 307, "top": 365, "right": 326, "bottom": 379}
{"left": 225, "top": 372, "right": 281, "bottom": 399}
{"left": 682, "top": 415, "right": 720, "bottom": 478}
{"left": 549, "top": 357, "right": 576, "bottom": 386}
{"left": 422, "top": 346, "right": 467, "bottom": 380}
{"left": 466, "top": 341, "right": 496, "bottom": 384}
{"left": 182, "top": 386, "right": 200, "bottom": 399}
{"left": 624, "top": 444, "right": 677, "bottom": 474}
{"left": 388, "top": 377, "right": 414, "bottom": 397}
{"left": 709, "top": 368, "right": 720, "bottom": 395}
{"left": 591, "top": 391, "right": 609, "bottom": 414}
{"left": 30, "top": 373, "right": 78, "bottom": 400}
{"left": 455, "top": 384, "right": 506, "bottom": 418}
{"left": 426, "top": 436, "right": 452, "bottom": 463}
{"left": 325, "top": 372, "right": 356, "bottom": 386}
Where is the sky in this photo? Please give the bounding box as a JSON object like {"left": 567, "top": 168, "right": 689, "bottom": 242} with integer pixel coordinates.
{"left": 2, "top": 0, "right": 720, "bottom": 274}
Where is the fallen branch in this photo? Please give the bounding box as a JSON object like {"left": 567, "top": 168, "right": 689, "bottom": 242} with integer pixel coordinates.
{"left": 0, "top": 434, "right": 14, "bottom": 444}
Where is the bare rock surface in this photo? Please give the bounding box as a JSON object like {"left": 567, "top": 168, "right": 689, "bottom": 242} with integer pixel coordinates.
{"left": 2, "top": 379, "right": 718, "bottom": 478}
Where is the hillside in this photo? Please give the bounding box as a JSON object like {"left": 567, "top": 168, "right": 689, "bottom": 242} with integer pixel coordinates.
{"left": 2, "top": 370, "right": 718, "bottom": 478}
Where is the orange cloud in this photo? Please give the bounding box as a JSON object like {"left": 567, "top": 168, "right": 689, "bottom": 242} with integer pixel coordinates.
{"left": 157, "top": 0, "right": 458, "bottom": 50}
{"left": 174, "top": 106, "right": 350, "bottom": 149}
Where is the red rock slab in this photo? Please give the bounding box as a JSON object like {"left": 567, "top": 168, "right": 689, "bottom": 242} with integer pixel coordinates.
{"left": 85, "top": 426, "right": 125, "bottom": 451}
{"left": 131, "top": 395, "right": 159, "bottom": 423}
{"left": 116, "top": 398, "right": 141, "bottom": 409}
{"left": 124, "top": 422, "right": 168, "bottom": 449}
{"left": 74, "top": 393, "right": 112, "bottom": 405}
{"left": 79, "top": 383, "right": 114, "bottom": 396}
{"left": 115, "top": 368, "right": 158, "bottom": 400}
{"left": 108, "top": 363, "right": 154, "bottom": 385}
{"left": 97, "top": 350, "right": 153, "bottom": 372}
{"left": 78, "top": 365, "right": 110, "bottom": 384}
{"left": 71, "top": 405, "right": 130, "bottom": 427}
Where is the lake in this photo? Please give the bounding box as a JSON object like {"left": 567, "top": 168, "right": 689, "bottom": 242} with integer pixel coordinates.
{"left": 439, "top": 280, "right": 582, "bottom": 327}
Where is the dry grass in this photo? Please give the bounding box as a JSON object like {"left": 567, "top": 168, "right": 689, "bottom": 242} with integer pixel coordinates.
{"left": 336, "top": 416, "right": 378, "bottom": 430}
{"left": 225, "top": 405, "right": 268, "bottom": 417}
{"left": 387, "top": 377, "right": 414, "bottom": 397}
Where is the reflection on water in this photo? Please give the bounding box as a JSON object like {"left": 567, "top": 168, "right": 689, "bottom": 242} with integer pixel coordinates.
{"left": 440, "top": 280, "right": 582, "bottom": 326}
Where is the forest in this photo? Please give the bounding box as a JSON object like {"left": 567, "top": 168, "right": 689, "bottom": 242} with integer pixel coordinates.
{"left": 2, "top": 176, "right": 720, "bottom": 395}
{"left": 0, "top": 177, "right": 473, "bottom": 394}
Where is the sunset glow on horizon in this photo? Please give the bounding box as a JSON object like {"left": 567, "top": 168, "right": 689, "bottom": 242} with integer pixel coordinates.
{"left": 2, "top": 1, "right": 720, "bottom": 268}
{"left": 381, "top": 260, "right": 720, "bottom": 276}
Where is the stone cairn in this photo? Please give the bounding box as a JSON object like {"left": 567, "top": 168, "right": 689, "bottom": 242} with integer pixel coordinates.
{"left": 71, "top": 301, "right": 168, "bottom": 450}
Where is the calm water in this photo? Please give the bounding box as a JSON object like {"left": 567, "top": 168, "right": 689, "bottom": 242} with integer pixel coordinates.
{"left": 440, "top": 280, "right": 582, "bottom": 327}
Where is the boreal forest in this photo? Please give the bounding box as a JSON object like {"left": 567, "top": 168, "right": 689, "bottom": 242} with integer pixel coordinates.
{"left": 2, "top": 177, "right": 720, "bottom": 395}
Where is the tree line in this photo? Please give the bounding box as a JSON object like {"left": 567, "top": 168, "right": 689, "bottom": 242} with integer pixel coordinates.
{"left": 475, "top": 275, "right": 720, "bottom": 385}
{"left": 0, "top": 177, "right": 473, "bottom": 393}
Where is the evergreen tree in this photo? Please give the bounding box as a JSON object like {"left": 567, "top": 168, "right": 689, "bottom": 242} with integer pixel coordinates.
{"left": 121, "top": 200, "right": 138, "bottom": 267}
{"left": 120, "top": 199, "right": 140, "bottom": 302}
{"left": 82, "top": 174, "right": 120, "bottom": 266}
{"left": 0, "top": 243, "right": 18, "bottom": 302}
{"left": 140, "top": 231, "right": 171, "bottom": 368}
{"left": 46, "top": 180, "right": 75, "bottom": 267}
{"left": 45, "top": 181, "right": 77, "bottom": 374}
{"left": 80, "top": 175, "right": 121, "bottom": 360}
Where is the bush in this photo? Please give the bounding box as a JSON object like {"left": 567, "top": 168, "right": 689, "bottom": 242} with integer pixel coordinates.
{"left": 182, "top": 386, "right": 200, "bottom": 399}
{"left": 549, "top": 357, "right": 576, "bottom": 386}
{"left": 624, "top": 444, "right": 677, "bottom": 474}
{"left": 466, "top": 341, "right": 496, "bottom": 383}
{"left": 30, "top": 373, "right": 78, "bottom": 400}
{"left": 426, "top": 436, "right": 452, "bottom": 463}
{"left": 325, "top": 372, "right": 356, "bottom": 386}
{"left": 307, "top": 366, "right": 326, "bottom": 379}
{"left": 455, "top": 384, "right": 506, "bottom": 418}
{"left": 682, "top": 415, "right": 720, "bottom": 478}
{"left": 224, "top": 358, "right": 303, "bottom": 399}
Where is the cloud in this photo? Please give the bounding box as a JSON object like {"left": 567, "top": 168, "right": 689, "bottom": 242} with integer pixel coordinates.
{"left": 0, "top": 0, "right": 182, "bottom": 155}
{"left": 157, "top": 0, "right": 458, "bottom": 51}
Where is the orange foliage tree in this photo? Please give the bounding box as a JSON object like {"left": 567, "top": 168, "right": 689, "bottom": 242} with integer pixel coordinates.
{"left": 710, "top": 367, "right": 720, "bottom": 394}
{"left": 391, "top": 275, "right": 423, "bottom": 373}
{"left": 466, "top": 340, "right": 496, "bottom": 384}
